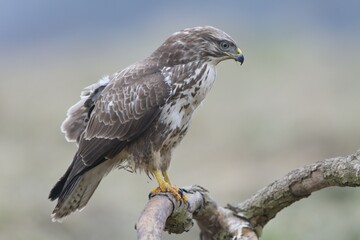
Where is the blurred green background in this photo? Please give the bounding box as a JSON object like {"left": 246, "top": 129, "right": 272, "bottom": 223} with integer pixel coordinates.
{"left": 1, "top": 1, "right": 360, "bottom": 239}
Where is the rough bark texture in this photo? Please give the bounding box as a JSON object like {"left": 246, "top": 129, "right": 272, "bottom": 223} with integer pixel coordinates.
{"left": 136, "top": 149, "right": 360, "bottom": 239}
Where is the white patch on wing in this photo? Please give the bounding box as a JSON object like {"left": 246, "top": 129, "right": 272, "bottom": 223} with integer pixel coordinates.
{"left": 173, "top": 30, "right": 189, "bottom": 36}
{"left": 176, "top": 40, "right": 185, "bottom": 46}
{"left": 106, "top": 100, "right": 114, "bottom": 113}
{"left": 163, "top": 75, "right": 172, "bottom": 86}
{"left": 99, "top": 75, "right": 110, "bottom": 85}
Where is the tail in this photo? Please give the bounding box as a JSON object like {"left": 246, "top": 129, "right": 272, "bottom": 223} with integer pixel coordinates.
{"left": 49, "top": 161, "right": 107, "bottom": 222}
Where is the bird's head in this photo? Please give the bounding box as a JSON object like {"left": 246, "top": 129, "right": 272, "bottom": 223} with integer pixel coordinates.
{"left": 153, "top": 26, "right": 244, "bottom": 66}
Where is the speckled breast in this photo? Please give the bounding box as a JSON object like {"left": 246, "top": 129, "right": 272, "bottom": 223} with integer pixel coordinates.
{"left": 159, "top": 62, "right": 217, "bottom": 150}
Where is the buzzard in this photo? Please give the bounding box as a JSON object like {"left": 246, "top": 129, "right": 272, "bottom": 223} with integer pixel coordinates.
{"left": 49, "top": 26, "right": 244, "bottom": 221}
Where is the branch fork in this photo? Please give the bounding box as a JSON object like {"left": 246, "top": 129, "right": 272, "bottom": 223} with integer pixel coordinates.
{"left": 136, "top": 150, "right": 360, "bottom": 239}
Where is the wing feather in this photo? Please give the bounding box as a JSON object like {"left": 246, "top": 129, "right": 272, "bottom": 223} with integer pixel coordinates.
{"left": 84, "top": 72, "right": 169, "bottom": 140}
{"left": 52, "top": 65, "right": 172, "bottom": 203}
{"left": 61, "top": 76, "right": 110, "bottom": 143}
{"left": 76, "top": 68, "right": 171, "bottom": 171}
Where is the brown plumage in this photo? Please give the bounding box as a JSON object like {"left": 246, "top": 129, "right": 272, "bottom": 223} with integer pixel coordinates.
{"left": 49, "top": 26, "right": 244, "bottom": 221}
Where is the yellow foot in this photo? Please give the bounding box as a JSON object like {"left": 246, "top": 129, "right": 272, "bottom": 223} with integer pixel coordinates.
{"left": 151, "top": 182, "right": 188, "bottom": 202}
{"left": 150, "top": 170, "right": 188, "bottom": 202}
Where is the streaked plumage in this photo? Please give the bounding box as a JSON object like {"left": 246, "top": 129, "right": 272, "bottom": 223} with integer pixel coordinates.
{"left": 49, "top": 26, "right": 244, "bottom": 221}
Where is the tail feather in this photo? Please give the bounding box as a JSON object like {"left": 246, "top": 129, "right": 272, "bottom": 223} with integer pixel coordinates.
{"left": 51, "top": 172, "right": 103, "bottom": 222}
{"left": 49, "top": 156, "right": 116, "bottom": 222}
{"left": 49, "top": 162, "right": 74, "bottom": 201}
{"left": 49, "top": 142, "right": 122, "bottom": 222}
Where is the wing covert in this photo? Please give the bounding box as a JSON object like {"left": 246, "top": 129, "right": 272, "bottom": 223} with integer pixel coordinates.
{"left": 78, "top": 70, "right": 172, "bottom": 167}
{"left": 84, "top": 71, "right": 171, "bottom": 140}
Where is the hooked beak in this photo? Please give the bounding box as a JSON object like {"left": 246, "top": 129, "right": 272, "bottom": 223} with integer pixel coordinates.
{"left": 234, "top": 48, "right": 244, "bottom": 65}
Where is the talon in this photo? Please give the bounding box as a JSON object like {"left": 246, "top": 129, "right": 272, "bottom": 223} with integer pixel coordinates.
{"left": 150, "top": 183, "right": 182, "bottom": 201}
{"left": 178, "top": 188, "right": 188, "bottom": 203}
{"left": 178, "top": 188, "right": 183, "bottom": 195}
{"left": 151, "top": 170, "right": 188, "bottom": 203}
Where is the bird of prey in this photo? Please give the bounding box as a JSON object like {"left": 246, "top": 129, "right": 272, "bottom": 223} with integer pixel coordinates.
{"left": 49, "top": 26, "right": 244, "bottom": 221}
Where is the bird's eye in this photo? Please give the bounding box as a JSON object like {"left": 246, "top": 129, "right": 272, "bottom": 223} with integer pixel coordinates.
{"left": 220, "top": 41, "right": 230, "bottom": 50}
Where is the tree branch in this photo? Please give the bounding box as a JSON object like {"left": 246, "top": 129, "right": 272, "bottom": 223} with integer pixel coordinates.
{"left": 136, "top": 186, "right": 256, "bottom": 240}
{"left": 136, "top": 149, "right": 360, "bottom": 239}
{"left": 228, "top": 149, "right": 360, "bottom": 233}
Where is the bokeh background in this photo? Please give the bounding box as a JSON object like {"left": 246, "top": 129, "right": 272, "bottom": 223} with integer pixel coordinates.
{"left": 1, "top": 1, "right": 360, "bottom": 239}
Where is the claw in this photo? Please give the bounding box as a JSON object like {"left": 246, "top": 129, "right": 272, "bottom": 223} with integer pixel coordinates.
{"left": 151, "top": 182, "right": 183, "bottom": 201}
{"left": 178, "top": 188, "right": 188, "bottom": 203}
{"left": 151, "top": 170, "right": 188, "bottom": 202}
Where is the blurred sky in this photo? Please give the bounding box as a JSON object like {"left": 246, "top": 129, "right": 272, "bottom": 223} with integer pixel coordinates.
{"left": 2, "top": 0, "right": 360, "bottom": 51}
{"left": 1, "top": 1, "right": 360, "bottom": 240}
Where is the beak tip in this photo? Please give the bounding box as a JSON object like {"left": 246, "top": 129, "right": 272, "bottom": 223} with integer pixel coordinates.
{"left": 235, "top": 54, "right": 244, "bottom": 65}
